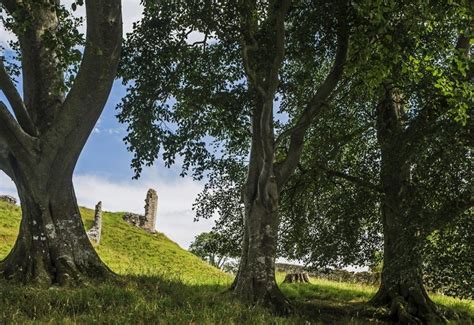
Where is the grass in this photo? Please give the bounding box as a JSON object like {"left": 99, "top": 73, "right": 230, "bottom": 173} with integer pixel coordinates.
{"left": 0, "top": 201, "right": 473, "bottom": 324}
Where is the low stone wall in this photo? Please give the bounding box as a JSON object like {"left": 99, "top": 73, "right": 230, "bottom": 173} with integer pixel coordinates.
{"left": 0, "top": 195, "right": 17, "bottom": 205}
{"left": 276, "top": 263, "right": 380, "bottom": 286}
{"left": 123, "top": 212, "right": 148, "bottom": 228}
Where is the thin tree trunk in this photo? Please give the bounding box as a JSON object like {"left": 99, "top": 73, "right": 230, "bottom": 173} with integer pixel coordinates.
{"left": 0, "top": 168, "right": 111, "bottom": 286}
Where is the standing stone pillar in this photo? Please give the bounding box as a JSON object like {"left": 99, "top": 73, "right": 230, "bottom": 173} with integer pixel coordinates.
{"left": 87, "top": 201, "right": 103, "bottom": 244}
{"left": 144, "top": 189, "right": 158, "bottom": 232}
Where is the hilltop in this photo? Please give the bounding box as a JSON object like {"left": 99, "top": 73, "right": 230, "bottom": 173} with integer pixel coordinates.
{"left": 0, "top": 201, "right": 472, "bottom": 323}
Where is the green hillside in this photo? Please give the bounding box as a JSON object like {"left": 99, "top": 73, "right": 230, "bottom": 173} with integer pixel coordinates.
{"left": 0, "top": 200, "right": 472, "bottom": 324}
{"left": 0, "top": 201, "right": 228, "bottom": 284}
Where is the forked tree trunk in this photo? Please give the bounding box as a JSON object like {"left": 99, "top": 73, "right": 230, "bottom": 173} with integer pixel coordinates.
{"left": 230, "top": 0, "right": 346, "bottom": 313}
{"left": 0, "top": 0, "right": 121, "bottom": 286}
{"left": 0, "top": 166, "right": 111, "bottom": 286}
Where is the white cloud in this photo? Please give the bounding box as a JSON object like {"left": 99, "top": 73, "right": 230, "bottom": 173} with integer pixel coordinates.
{"left": 0, "top": 173, "right": 16, "bottom": 197}
{"left": 0, "top": 170, "right": 215, "bottom": 249}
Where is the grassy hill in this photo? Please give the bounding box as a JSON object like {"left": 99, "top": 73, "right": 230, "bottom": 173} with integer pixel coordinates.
{"left": 82, "top": 206, "right": 228, "bottom": 284}
{"left": 0, "top": 201, "right": 228, "bottom": 284}
{"left": 0, "top": 200, "right": 473, "bottom": 324}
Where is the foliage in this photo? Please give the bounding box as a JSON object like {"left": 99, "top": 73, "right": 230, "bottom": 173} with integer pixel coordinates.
{"left": 118, "top": 0, "right": 250, "bottom": 178}
{"left": 0, "top": 1, "right": 85, "bottom": 90}
{"left": 423, "top": 212, "right": 474, "bottom": 300}
{"left": 189, "top": 231, "right": 240, "bottom": 269}
{"left": 278, "top": 101, "right": 383, "bottom": 269}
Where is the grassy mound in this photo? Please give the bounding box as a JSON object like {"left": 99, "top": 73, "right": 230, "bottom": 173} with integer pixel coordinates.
{"left": 0, "top": 201, "right": 472, "bottom": 324}
{"left": 0, "top": 201, "right": 228, "bottom": 284}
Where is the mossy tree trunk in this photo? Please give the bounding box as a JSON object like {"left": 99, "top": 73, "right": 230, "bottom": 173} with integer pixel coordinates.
{"left": 0, "top": 0, "right": 122, "bottom": 286}
{"left": 1, "top": 171, "right": 109, "bottom": 286}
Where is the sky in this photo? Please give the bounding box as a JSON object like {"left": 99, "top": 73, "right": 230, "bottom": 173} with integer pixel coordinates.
{"left": 0, "top": 1, "right": 217, "bottom": 249}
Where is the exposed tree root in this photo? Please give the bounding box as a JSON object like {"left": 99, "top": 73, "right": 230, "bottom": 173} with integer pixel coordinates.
{"left": 0, "top": 242, "right": 112, "bottom": 287}
{"left": 232, "top": 274, "right": 293, "bottom": 315}
{"left": 371, "top": 284, "right": 448, "bottom": 324}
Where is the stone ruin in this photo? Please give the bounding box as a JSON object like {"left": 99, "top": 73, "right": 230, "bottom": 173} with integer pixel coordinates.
{"left": 0, "top": 195, "right": 17, "bottom": 205}
{"left": 123, "top": 189, "right": 158, "bottom": 233}
{"left": 87, "top": 201, "right": 103, "bottom": 244}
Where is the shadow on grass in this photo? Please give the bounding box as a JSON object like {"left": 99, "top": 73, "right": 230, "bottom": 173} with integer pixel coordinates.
{"left": 0, "top": 275, "right": 472, "bottom": 324}
{"left": 0, "top": 275, "right": 292, "bottom": 324}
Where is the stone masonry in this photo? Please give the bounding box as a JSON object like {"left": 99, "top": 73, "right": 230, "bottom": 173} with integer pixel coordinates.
{"left": 87, "top": 201, "right": 103, "bottom": 244}
{"left": 123, "top": 188, "right": 158, "bottom": 233}
{"left": 0, "top": 195, "right": 17, "bottom": 205}
{"left": 144, "top": 189, "right": 158, "bottom": 231}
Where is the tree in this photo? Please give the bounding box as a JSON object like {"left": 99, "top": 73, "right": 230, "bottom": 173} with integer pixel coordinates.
{"left": 360, "top": 5, "right": 472, "bottom": 323}
{"left": 119, "top": 0, "right": 351, "bottom": 309}
{"left": 189, "top": 1, "right": 472, "bottom": 321}
{"left": 0, "top": 0, "right": 122, "bottom": 286}
{"left": 189, "top": 231, "right": 239, "bottom": 270}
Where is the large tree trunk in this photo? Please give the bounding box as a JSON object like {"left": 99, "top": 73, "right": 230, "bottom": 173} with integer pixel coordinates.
{"left": 0, "top": 166, "right": 110, "bottom": 286}
{"left": 0, "top": 0, "right": 121, "bottom": 286}
{"left": 231, "top": 0, "right": 346, "bottom": 313}
{"left": 232, "top": 192, "right": 290, "bottom": 312}
{"left": 373, "top": 87, "right": 445, "bottom": 324}
{"left": 371, "top": 208, "right": 445, "bottom": 324}
{"left": 230, "top": 89, "right": 290, "bottom": 312}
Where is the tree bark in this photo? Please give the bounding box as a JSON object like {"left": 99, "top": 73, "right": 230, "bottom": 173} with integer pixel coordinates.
{"left": 0, "top": 161, "right": 110, "bottom": 286}
{"left": 371, "top": 213, "right": 444, "bottom": 324}
{"left": 230, "top": 1, "right": 348, "bottom": 312}
{"left": 232, "top": 189, "right": 291, "bottom": 312}
{"left": 283, "top": 273, "right": 310, "bottom": 284}
{"left": 372, "top": 86, "right": 445, "bottom": 324}
{"left": 0, "top": 0, "right": 122, "bottom": 286}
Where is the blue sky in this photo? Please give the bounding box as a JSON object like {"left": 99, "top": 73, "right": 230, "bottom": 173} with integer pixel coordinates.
{"left": 0, "top": 77, "right": 216, "bottom": 249}
{"left": 0, "top": 2, "right": 216, "bottom": 249}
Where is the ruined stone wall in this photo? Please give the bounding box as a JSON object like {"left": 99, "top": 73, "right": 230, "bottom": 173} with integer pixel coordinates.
{"left": 87, "top": 201, "right": 103, "bottom": 244}
{"left": 123, "top": 188, "right": 158, "bottom": 233}
{"left": 144, "top": 189, "right": 158, "bottom": 232}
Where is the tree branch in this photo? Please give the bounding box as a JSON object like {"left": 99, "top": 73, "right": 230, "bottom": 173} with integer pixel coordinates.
{"left": 0, "top": 135, "right": 15, "bottom": 180}
{"left": 0, "top": 0, "right": 17, "bottom": 13}
{"left": 276, "top": 22, "right": 350, "bottom": 187}
{"left": 0, "top": 102, "right": 25, "bottom": 143}
{"left": 0, "top": 101, "right": 35, "bottom": 156}
{"left": 402, "top": 33, "right": 471, "bottom": 157}
{"left": 317, "top": 163, "right": 382, "bottom": 193}
{"left": 257, "top": 0, "right": 292, "bottom": 193}
{"left": 0, "top": 60, "right": 37, "bottom": 136}
{"left": 45, "top": 0, "right": 122, "bottom": 154}
{"left": 426, "top": 191, "right": 473, "bottom": 233}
